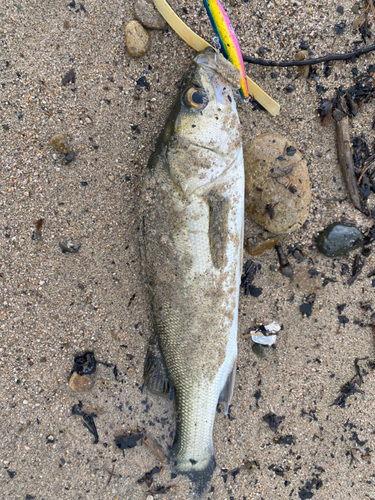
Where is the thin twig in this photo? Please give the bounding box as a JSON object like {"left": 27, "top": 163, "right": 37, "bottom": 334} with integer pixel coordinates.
{"left": 242, "top": 43, "right": 375, "bottom": 67}
{"left": 358, "top": 160, "right": 375, "bottom": 183}
{"left": 19, "top": 421, "right": 31, "bottom": 434}
{"left": 368, "top": 0, "right": 375, "bottom": 19}
{"left": 106, "top": 464, "right": 115, "bottom": 486}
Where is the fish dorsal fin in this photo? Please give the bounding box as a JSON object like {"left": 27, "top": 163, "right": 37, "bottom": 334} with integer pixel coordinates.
{"left": 218, "top": 361, "right": 236, "bottom": 415}
{"left": 207, "top": 192, "right": 229, "bottom": 269}
{"left": 144, "top": 332, "right": 172, "bottom": 397}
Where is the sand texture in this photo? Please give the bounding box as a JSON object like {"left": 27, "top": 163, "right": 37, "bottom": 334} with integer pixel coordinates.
{"left": 1, "top": 0, "right": 375, "bottom": 499}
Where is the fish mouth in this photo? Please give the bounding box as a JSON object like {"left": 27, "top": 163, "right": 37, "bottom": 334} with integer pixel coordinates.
{"left": 194, "top": 48, "right": 241, "bottom": 90}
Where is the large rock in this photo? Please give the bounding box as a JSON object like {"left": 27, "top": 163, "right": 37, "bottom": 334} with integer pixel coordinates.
{"left": 134, "top": 0, "right": 166, "bottom": 30}
{"left": 125, "top": 20, "right": 150, "bottom": 58}
{"left": 244, "top": 134, "right": 311, "bottom": 234}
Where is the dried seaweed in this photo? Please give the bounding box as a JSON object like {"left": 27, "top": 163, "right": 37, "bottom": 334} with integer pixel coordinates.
{"left": 347, "top": 254, "right": 365, "bottom": 285}
{"left": 331, "top": 358, "right": 367, "bottom": 407}
{"left": 71, "top": 402, "right": 99, "bottom": 444}
{"left": 263, "top": 412, "right": 284, "bottom": 430}
{"left": 137, "top": 466, "right": 162, "bottom": 487}
{"left": 318, "top": 71, "right": 375, "bottom": 127}
{"left": 241, "top": 260, "right": 262, "bottom": 295}
{"left": 115, "top": 432, "right": 143, "bottom": 455}
{"left": 275, "top": 245, "right": 293, "bottom": 278}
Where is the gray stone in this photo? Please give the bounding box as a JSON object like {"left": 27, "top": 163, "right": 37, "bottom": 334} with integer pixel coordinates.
{"left": 134, "top": 0, "right": 166, "bottom": 30}
{"left": 315, "top": 223, "right": 363, "bottom": 257}
{"left": 252, "top": 343, "right": 268, "bottom": 359}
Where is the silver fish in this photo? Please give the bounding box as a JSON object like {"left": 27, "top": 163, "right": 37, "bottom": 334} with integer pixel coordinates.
{"left": 142, "top": 48, "right": 244, "bottom": 491}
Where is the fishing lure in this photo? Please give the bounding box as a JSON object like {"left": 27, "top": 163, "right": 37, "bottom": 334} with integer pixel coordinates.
{"left": 152, "top": 0, "right": 280, "bottom": 115}
{"left": 203, "top": 0, "right": 249, "bottom": 99}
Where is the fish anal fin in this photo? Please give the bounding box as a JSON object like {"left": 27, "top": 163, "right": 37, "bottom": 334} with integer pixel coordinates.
{"left": 219, "top": 361, "right": 236, "bottom": 415}
{"left": 207, "top": 192, "right": 229, "bottom": 269}
{"left": 144, "top": 332, "right": 172, "bottom": 397}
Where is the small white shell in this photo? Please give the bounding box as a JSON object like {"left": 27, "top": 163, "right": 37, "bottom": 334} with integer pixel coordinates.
{"left": 265, "top": 321, "right": 281, "bottom": 333}
{"left": 251, "top": 335, "right": 277, "bottom": 346}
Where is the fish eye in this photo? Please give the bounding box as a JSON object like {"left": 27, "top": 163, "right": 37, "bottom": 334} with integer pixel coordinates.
{"left": 183, "top": 87, "right": 207, "bottom": 110}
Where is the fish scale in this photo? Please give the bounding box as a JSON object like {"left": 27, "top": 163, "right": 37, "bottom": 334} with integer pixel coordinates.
{"left": 187, "top": 199, "right": 213, "bottom": 274}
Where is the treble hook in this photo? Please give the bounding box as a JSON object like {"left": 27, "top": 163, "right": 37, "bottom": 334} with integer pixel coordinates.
{"left": 212, "top": 36, "right": 221, "bottom": 65}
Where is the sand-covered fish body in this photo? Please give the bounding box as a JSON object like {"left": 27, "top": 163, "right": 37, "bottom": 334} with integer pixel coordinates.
{"left": 143, "top": 48, "right": 244, "bottom": 491}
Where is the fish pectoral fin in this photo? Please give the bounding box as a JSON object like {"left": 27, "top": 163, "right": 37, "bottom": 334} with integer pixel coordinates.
{"left": 207, "top": 192, "right": 230, "bottom": 269}
{"left": 143, "top": 332, "right": 173, "bottom": 398}
{"left": 218, "top": 361, "right": 236, "bottom": 415}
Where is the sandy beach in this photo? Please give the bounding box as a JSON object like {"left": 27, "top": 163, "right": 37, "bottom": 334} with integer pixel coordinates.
{"left": 1, "top": 0, "right": 375, "bottom": 499}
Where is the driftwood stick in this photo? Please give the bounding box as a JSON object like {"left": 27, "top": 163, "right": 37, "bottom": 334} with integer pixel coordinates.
{"left": 335, "top": 116, "right": 361, "bottom": 210}
{"left": 142, "top": 434, "right": 168, "bottom": 463}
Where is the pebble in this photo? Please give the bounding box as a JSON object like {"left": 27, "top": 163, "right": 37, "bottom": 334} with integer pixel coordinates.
{"left": 61, "top": 69, "right": 76, "bottom": 86}
{"left": 244, "top": 134, "right": 311, "bottom": 234}
{"left": 244, "top": 233, "right": 280, "bottom": 256}
{"left": 69, "top": 351, "right": 97, "bottom": 393}
{"left": 59, "top": 242, "right": 81, "bottom": 253}
{"left": 280, "top": 263, "right": 293, "bottom": 278}
{"left": 292, "top": 248, "right": 306, "bottom": 262}
{"left": 315, "top": 223, "right": 363, "bottom": 257}
{"left": 295, "top": 50, "right": 309, "bottom": 79}
{"left": 252, "top": 343, "right": 268, "bottom": 359}
{"left": 125, "top": 20, "right": 150, "bottom": 58}
{"left": 63, "top": 150, "right": 75, "bottom": 164}
{"left": 69, "top": 372, "right": 95, "bottom": 393}
{"left": 50, "top": 133, "right": 70, "bottom": 154}
{"left": 134, "top": 0, "right": 166, "bottom": 30}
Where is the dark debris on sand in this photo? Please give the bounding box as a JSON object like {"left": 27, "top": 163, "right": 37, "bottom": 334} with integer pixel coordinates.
{"left": 115, "top": 432, "right": 143, "bottom": 455}
{"left": 241, "top": 259, "right": 262, "bottom": 296}
{"left": 331, "top": 358, "right": 375, "bottom": 407}
{"left": 71, "top": 401, "right": 99, "bottom": 444}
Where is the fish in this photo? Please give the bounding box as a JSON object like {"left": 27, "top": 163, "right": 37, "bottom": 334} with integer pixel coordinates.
{"left": 142, "top": 47, "right": 244, "bottom": 493}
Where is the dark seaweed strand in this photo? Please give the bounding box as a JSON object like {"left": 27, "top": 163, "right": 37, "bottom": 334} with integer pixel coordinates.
{"left": 242, "top": 43, "right": 375, "bottom": 67}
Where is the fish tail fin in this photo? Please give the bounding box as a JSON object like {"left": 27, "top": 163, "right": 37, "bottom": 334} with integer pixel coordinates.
{"left": 170, "top": 442, "right": 216, "bottom": 496}
{"left": 189, "top": 453, "right": 216, "bottom": 496}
